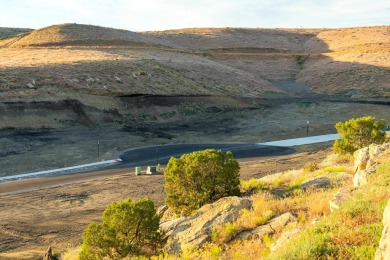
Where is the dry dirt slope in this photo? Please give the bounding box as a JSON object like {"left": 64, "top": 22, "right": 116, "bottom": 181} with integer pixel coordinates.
{"left": 0, "top": 23, "right": 388, "bottom": 100}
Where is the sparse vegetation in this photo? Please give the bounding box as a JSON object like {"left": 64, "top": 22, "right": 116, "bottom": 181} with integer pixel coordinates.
{"left": 79, "top": 198, "right": 163, "bottom": 259}
{"left": 303, "top": 162, "right": 318, "bottom": 172}
{"left": 164, "top": 149, "right": 240, "bottom": 216}
{"left": 334, "top": 116, "right": 386, "bottom": 155}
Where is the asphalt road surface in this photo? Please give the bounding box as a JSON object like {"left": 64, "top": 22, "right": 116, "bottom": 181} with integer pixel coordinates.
{"left": 0, "top": 143, "right": 294, "bottom": 195}
{"left": 114, "top": 143, "right": 295, "bottom": 168}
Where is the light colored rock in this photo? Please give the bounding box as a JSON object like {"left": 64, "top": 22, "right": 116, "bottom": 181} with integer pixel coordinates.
{"left": 299, "top": 177, "right": 331, "bottom": 190}
{"left": 354, "top": 147, "right": 370, "bottom": 172}
{"left": 235, "top": 212, "right": 296, "bottom": 241}
{"left": 43, "top": 246, "right": 53, "bottom": 260}
{"left": 114, "top": 76, "right": 122, "bottom": 83}
{"left": 375, "top": 199, "right": 390, "bottom": 260}
{"left": 329, "top": 188, "right": 352, "bottom": 212}
{"left": 353, "top": 170, "right": 368, "bottom": 187}
{"left": 161, "top": 196, "right": 252, "bottom": 253}
{"left": 27, "top": 82, "right": 35, "bottom": 88}
{"left": 160, "top": 207, "right": 177, "bottom": 223}
{"left": 270, "top": 228, "right": 301, "bottom": 252}
{"left": 157, "top": 205, "right": 168, "bottom": 218}
{"left": 236, "top": 224, "right": 274, "bottom": 241}
{"left": 269, "top": 212, "right": 296, "bottom": 232}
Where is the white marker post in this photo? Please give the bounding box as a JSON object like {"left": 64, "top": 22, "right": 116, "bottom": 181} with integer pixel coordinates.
{"left": 306, "top": 121, "right": 310, "bottom": 136}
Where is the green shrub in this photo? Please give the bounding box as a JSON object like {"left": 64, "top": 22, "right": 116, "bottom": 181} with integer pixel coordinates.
{"left": 164, "top": 149, "right": 240, "bottom": 216}
{"left": 334, "top": 116, "right": 386, "bottom": 155}
{"left": 79, "top": 198, "right": 163, "bottom": 259}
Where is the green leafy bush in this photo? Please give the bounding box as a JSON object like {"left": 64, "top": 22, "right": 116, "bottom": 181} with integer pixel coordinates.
{"left": 164, "top": 149, "right": 240, "bottom": 216}
{"left": 79, "top": 198, "right": 163, "bottom": 259}
{"left": 334, "top": 116, "right": 386, "bottom": 155}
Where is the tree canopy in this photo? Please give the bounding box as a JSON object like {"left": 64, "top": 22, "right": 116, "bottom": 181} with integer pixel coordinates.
{"left": 334, "top": 116, "right": 386, "bottom": 155}
{"left": 79, "top": 198, "right": 163, "bottom": 259}
{"left": 164, "top": 149, "right": 240, "bottom": 216}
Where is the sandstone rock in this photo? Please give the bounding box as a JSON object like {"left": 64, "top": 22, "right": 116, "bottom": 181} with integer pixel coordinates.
{"left": 160, "top": 207, "right": 177, "bottom": 223}
{"left": 299, "top": 177, "right": 331, "bottom": 190}
{"left": 353, "top": 170, "right": 368, "bottom": 187}
{"left": 354, "top": 147, "right": 369, "bottom": 172}
{"left": 269, "top": 212, "right": 296, "bottom": 232}
{"left": 157, "top": 205, "right": 168, "bottom": 218}
{"left": 270, "top": 228, "right": 301, "bottom": 252}
{"left": 329, "top": 188, "right": 352, "bottom": 212}
{"left": 161, "top": 196, "right": 252, "bottom": 253}
{"left": 43, "top": 246, "right": 53, "bottom": 260}
{"left": 235, "top": 212, "right": 296, "bottom": 241}
{"left": 236, "top": 224, "right": 274, "bottom": 240}
{"left": 375, "top": 199, "right": 390, "bottom": 260}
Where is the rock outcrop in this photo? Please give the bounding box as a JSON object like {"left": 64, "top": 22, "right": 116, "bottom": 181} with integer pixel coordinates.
{"left": 299, "top": 176, "right": 331, "bottom": 190}
{"left": 353, "top": 143, "right": 390, "bottom": 187}
{"left": 236, "top": 212, "right": 297, "bottom": 241}
{"left": 43, "top": 246, "right": 53, "bottom": 260}
{"left": 270, "top": 228, "right": 302, "bottom": 252}
{"left": 160, "top": 196, "right": 252, "bottom": 253}
{"left": 329, "top": 188, "right": 352, "bottom": 212}
{"left": 375, "top": 199, "right": 390, "bottom": 260}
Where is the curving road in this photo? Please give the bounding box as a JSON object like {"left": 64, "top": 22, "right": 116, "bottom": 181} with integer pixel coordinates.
{"left": 0, "top": 143, "right": 294, "bottom": 195}
{"left": 114, "top": 143, "right": 295, "bottom": 168}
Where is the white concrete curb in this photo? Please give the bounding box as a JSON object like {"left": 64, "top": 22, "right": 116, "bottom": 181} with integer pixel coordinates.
{"left": 260, "top": 134, "right": 340, "bottom": 147}
{"left": 0, "top": 159, "right": 122, "bottom": 182}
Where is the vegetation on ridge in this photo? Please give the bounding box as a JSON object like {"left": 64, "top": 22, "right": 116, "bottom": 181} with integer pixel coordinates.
{"left": 164, "top": 149, "right": 240, "bottom": 216}
{"left": 334, "top": 116, "right": 386, "bottom": 155}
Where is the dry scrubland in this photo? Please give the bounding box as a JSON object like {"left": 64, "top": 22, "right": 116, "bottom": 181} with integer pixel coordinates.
{"left": 0, "top": 24, "right": 389, "bottom": 258}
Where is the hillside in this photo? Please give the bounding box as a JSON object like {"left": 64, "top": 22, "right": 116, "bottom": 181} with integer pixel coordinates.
{"left": 0, "top": 23, "right": 389, "bottom": 177}
{"left": 0, "top": 27, "right": 32, "bottom": 39}
{"left": 0, "top": 24, "right": 388, "bottom": 100}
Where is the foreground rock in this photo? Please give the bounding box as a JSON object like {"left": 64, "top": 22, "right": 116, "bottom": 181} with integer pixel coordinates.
{"left": 160, "top": 196, "right": 252, "bottom": 253}
{"left": 375, "top": 199, "right": 390, "bottom": 260}
{"left": 236, "top": 212, "right": 297, "bottom": 241}
{"left": 329, "top": 188, "right": 352, "bottom": 212}
{"left": 270, "top": 228, "right": 302, "bottom": 252}
{"left": 353, "top": 143, "right": 390, "bottom": 187}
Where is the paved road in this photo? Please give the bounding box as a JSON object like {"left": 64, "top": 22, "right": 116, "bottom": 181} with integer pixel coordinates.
{"left": 0, "top": 143, "right": 294, "bottom": 195}
{"left": 113, "top": 143, "right": 295, "bottom": 168}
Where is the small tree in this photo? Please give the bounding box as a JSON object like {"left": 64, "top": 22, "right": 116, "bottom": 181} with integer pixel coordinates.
{"left": 79, "top": 198, "right": 163, "bottom": 259}
{"left": 164, "top": 149, "right": 240, "bottom": 216}
{"left": 334, "top": 116, "right": 386, "bottom": 155}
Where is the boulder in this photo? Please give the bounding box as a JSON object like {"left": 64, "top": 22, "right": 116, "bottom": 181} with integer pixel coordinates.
{"left": 353, "top": 170, "right": 367, "bottom": 187}
{"left": 299, "top": 177, "right": 331, "bottom": 190}
{"left": 375, "top": 199, "right": 390, "bottom": 260}
{"left": 27, "top": 82, "right": 35, "bottom": 88}
{"left": 161, "top": 196, "right": 252, "bottom": 253}
{"left": 235, "top": 212, "right": 296, "bottom": 241}
{"left": 269, "top": 212, "right": 296, "bottom": 232}
{"left": 157, "top": 205, "right": 168, "bottom": 218}
{"left": 329, "top": 188, "right": 352, "bottom": 212}
{"left": 270, "top": 228, "right": 301, "bottom": 252}
{"left": 354, "top": 147, "right": 370, "bottom": 172}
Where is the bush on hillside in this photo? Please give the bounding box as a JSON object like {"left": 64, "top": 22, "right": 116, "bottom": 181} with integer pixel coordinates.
{"left": 164, "top": 149, "right": 240, "bottom": 216}
{"left": 79, "top": 198, "right": 163, "bottom": 259}
{"left": 334, "top": 116, "right": 386, "bottom": 155}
